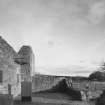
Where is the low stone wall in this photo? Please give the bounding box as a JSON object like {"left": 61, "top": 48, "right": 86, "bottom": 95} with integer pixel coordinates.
{"left": 32, "top": 74, "right": 63, "bottom": 92}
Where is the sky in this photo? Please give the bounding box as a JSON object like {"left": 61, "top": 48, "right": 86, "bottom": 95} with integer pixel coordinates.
{"left": 0, "top": 0, "right": 105, "bottom": 76}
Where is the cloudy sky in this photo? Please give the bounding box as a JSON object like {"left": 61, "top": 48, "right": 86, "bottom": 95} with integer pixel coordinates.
{"left": 0, "top": 0, "right": 105, "bottom": 76}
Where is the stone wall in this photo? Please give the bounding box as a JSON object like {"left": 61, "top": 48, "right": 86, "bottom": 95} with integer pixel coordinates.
{"left": 18, "top": 45, "right": 35, "bottom": 81}
{"left": 32, "top": 74, "right": 105, "bottom": 93}
{"left": 32, "top": 74, "right": 64, "bottom": 92}
{"left": 0, "top": 36, "right": 21, "bottom": 97}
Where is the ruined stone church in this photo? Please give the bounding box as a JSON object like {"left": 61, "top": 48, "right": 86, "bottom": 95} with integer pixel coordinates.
{"left": 0, "top": 36, "right": 34, "bottom": 97}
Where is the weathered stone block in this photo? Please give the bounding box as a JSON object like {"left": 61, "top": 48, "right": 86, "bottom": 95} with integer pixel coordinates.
{"left": 0, "top": 94, "right": 13, "bottom": 105}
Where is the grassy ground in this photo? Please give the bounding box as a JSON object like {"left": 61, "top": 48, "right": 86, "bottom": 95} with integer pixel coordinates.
{"left": 14, "top": 92, "right": 95, "bottom": 105}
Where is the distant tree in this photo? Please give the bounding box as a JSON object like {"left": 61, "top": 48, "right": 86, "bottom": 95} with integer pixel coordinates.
{"left": 89, "top": 71, "right": 105, "bottom": 81}
{"left": 100, "top": 62, "right": 105, "bottom": 71}
{"left": 89, "top": 61, "right": 105, "bottom": 81}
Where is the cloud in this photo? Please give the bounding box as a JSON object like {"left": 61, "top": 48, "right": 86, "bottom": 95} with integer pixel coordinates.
{"left": 35, "top": 65, "right": 96, "bottom": 76}
{"left": 87, "top": 1, "right": 105, "bottom": 24}
{"left": 48, "top": 41, "right": 55, "bottom": 47}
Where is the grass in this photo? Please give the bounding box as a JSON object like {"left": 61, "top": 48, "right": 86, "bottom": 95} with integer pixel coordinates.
{"left": 14, "top": 92, "right": 94, "bottom": 105}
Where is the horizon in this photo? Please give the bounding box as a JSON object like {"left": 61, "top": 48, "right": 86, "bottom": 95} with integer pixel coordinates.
{"left": 0, "top": 0, "right": 105, "bottom": 76}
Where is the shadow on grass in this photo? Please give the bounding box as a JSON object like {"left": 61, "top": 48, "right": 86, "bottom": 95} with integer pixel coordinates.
{"left": 14, "top": 99, "right": 70, "bottom": 105}
{"left": 14, "top": 100, "right": 35, "bottom": 105}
